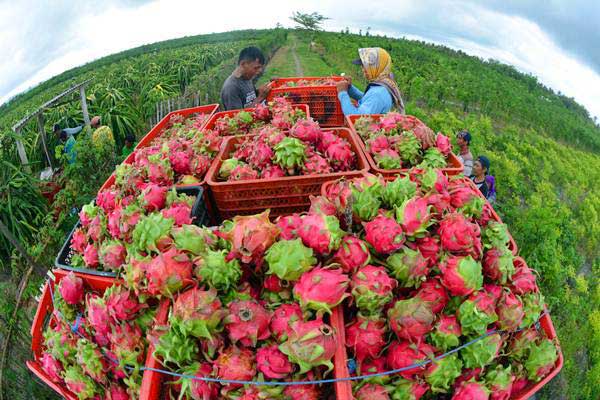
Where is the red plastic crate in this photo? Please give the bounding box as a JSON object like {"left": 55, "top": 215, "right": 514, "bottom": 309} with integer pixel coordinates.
{"left": 202, "top": 103, "right": 310, "bottom": 133}
{"left": 346, "top": 114, "right": 464, "bottom": 176}
{"left": 206, "top": 128, "right": 369, "bottom": 221}
{"left": 268, "top": 77, "right": 345, "bottom": 127}
{"left": 27, "top": 270, "right": 166, "bottom": 400}
{"left": 135, "top": 104, "right": 219, "bottom": 150}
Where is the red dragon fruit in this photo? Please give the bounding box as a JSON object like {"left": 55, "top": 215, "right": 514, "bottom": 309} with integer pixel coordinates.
{"left": 388, "top": 297, "right": 435, "bottom": 342}
{"left": 63, "top": 366, "right": 97, "bottom": 399}
{"left": 386, "top": 340, "right": 435, "bottom": 379}
{"left": 485, "top": 365, "right": 514, "bottom": 400}
{"left": 265, "top": 238, "right": 316, "bottom": 281}
{"left": 386, "top": 247, "right": 430, "bottom": 288}
{"left": 334, "top": 235, "right": 371, "bottom": 273}
{"left": 351, "top": 265, "right": 397, "bottom": 315}
{"left": 284, "top": 383, "right": 320, "bottom": 400}
{"left": 439, "top": 255, "right": 483, "bottom": 296}
{"left": 361, "top": 357, "right": 387, "bottom": 375}
{"left": 106, "top": 383, "right": 129, "bottom": 400}
{"left": 83, "top": 244, "right": 99, "bottom": 267}
{"left": 483, "top": 283, "right": 503, "bottom": 303}
{"left": 248, "top": 142, "right": 275, "bottom": 169}
{"left": 355, "top": 383, "right": 390, "bottom": 400}
{"left": 495, "top": 289, "right": 524, "bottom": 331}
{"left": 308, "top": 195, "right": 337, "bottom": 216}
{"left": 367, "top": 135, "right": 390, "bottom": 154}
{"left": 229, "top": 164, "right": 259, "bottom": 181}
{"left": 86, "top": 294, "right": 111, "bottom": 346}
{"left": 520, "top": 291, "right": 545, "bottom": 328}
{"left": 326, "top": 140, "right": 355, "bottom": 171}
{"left": 99, "top": 240, "right": 126, "bottom": 271}
{"left": 435, "top": 133, "right": 451, "bottom": 156}
{"left": 374, "top": 148, "right": 402, "bottom": 169}
{"left": 76, "top": 339, "right": 107, "bottom": 383}
{"left": 71, "top": 228, "right": 87, "bottom": 253}
{"left": 458, "top": 290, "right": 498, "bottom": 336}
{"left": 524, "top": 339, "right": 558, "bottom": 382}
{"left": 483, "top": 247, "right": 515, "bottom": 285}
{"left": 109, "top": 322, "right": 145, "bottom": 372}
{"left": 169, "top": 150, "right": 192, "bottom": 175}
{"left": 58, "top": 272, "right": 84, "bottom": 305}
{"left": 297, "top": 213, "right": 344, "bottom": 255}
{"left": 86, "top": 215, "right": 104, "bottom": 243}
{"left": 415, "top": 236, "right": 440, "bottom": 267}
{"left": 510, "top": 263, "right": 537, "bottom": 295}
{"left": 253, "top": 102, "right": 270, "bottom": 120}
{"left": 279, "top": 318, "right": 336, "bottom": 373}
{"left": 171, "top": 287, "right": 225, "bottom": 340}
{"left": 270, "top": 303, "right": 303, "bottom": 342}
{"left": 424, "top": 353, "right": 463, "bottom": 393}
{"left": 276, "top": 214, "right": 303, "bottom": 240}
{"left": 461, "top": 332, "right": 503, "bottom": 369}
{"left": 40, "top": 352, "right": 63, "bottom": 383}
{"left": 452, "top": 380, "right": 490, "bottom": 400}
{"left": 161, "top": 203, "right": 192, "bottom": 226}
{"left": 224, "top": 299, "right": 271, "bottom": 347}
{"left": 215, "top": 346, "right": 256, "bottom": 392}
{"left": 176, "top": 362, "right": 219, "bottom": 400}
{"left": 511, "top": 375, "right": 529, "bottom": 396}
{"left": 79, "top": 204, "right": 98, "bottom": 227}
{"left": 118, "top": 204, "right": 141, "bottom": 241}
{"left": 293, "top": 267, "right": 349, "bottom": 315}
{"left": 138, "top": 184, "right": 167, "bottom": 212}
{"left": 290, "top": 118, "right": 321, "bottom": 143}
{"left": 346, "top": 315, "right": 387, "bottom": 365}
{"left": 262, "top": 164, "right": 286, "bottom": 178}
{"left": 303, "top": 153, "right": 333, "bottom": 174}
{"left": 363, "top": 214, "right": 405, "bottom": 254}
{"left": 96, "top": 189, "right": 117, "bottom": 214}
{"left": 438, "top": 212, "right": 482, "bottom": 258}
{"left": 429, "top": 315, "right": 462, "bottom": 351}
{"left": 104, "top": 284, "right": 145, "bottom": 321}
{"left": 317, "top": 130, "right": 340, "bottom": 153}
{"left": 256, "top": 344, "right": 293, "bottom": 379}
{"left": 390, "top": 378, "right": 429, "bottom": 400}
{"left": 106, "top": 207, "right": 123, "bottom": 240}
{"left": 145, "top": 248, "right": 193, "bottom": 297}
{"left": 396, "top": 197, "right": 433, "bottom": 237}
{"left": 415, "top": 278, "right": 449, "bottom": 314}
{"left": 147, "top": 153, "right": 174, "bottom": 185}
{"left": 324, "top": 178, "right": 352, "bottom": 215}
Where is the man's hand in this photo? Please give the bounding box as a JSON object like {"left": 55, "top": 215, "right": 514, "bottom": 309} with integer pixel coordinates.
{"left": 257, "top": 82, "right": 273, "bottom": 100}
{"left": 336, "top": 79, "right": 350, "bottom": 93}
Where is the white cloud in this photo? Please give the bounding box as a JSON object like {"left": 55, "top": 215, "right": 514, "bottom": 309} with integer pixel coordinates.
{"left": 1, "top": 0, "right": 600, "bottom": 120}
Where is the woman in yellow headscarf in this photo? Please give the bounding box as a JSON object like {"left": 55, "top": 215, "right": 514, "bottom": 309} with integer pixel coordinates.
{"left": 336, "top": 47, "right": 405, "bottom": 115}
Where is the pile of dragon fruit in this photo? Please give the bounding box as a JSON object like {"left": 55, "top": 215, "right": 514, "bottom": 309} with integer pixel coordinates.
{"left": 276, "top": 77, "right": 340, "bottom": 88}
{"left": 314, "top": 170, "right": 558, "bottom": 399}
{"left": 352, "top": 113, "right": 453, "bottom": 170}
{"left": 217, "top": 118, "right": 358, "bottom": 181}
{"left": 38, "top": 272, "right": 157, "bottom": 399}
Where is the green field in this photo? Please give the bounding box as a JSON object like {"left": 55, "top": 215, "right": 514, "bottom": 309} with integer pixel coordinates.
{"left": 0, "top": 28, "right": 599, "bottom": 399}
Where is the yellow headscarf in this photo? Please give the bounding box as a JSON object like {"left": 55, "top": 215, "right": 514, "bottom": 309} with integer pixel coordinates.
{"left": 357, "top": 48, "right": 405, "bottom": 113}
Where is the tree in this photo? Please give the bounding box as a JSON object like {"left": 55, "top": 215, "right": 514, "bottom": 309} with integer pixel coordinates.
{"left": 290, "top": 12, "right": 329, "bottom": 30}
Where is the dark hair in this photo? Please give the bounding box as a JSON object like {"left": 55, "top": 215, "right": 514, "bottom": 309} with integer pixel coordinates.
{"left": 477, "top": 155, "right": 490, "bottom": 174}
{"left": 53, "top": 124, "right": 61, "bottom": 133}
{"left": 59, "top": 131, "right": 67, "bottom": 141}
{"left": 125, "top": 133, "right": 135, "bottom": 143}
{"left": 456, "top": 130, "right": 471, "bottom": 144}
{"left": 238, "top": 47, "right": 265, "bottom": 65}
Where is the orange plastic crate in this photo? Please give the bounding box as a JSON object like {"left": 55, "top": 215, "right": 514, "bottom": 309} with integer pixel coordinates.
{"left": 206, "top": 128, "right": 369, "bottom": 221}
{"left": 345, "top": 114, "right": 464, "bottom": 177}
{"left": 268, "top": 77, "right": 345, "bottom": 127}
{"left": 202, "top": 104, "right": 310, "bottom": 132}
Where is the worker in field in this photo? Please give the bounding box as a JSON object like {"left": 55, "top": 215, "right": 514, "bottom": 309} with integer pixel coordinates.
{"left": 59, "top": 130, "right": 77, "bottom": 165}
{"left": 121, "top": 133, "right": 136, "bottom": 158}
{"left": 471, "top": 155, "right": 492, "bottom": 199}
{"left": 221, "top": 47, "right": 273, "bottom": 110}
{"left": 90, "top": 115, "right": 115, "bottom": 149}
{"left": 336, "top": 47, "right": 405, "bottom": 115}
{"left": 53, "top": 123, "right": 83, "bottom": 139}
{"left": 456, "top": 130, "right": 474, "bottom": 177}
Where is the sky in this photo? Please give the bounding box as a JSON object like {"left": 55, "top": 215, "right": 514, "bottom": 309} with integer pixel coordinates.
{"left": 1, "top": 0, "right": 599, "bottom": 120}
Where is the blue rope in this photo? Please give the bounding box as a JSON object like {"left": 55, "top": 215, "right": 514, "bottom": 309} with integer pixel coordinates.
{"left": 44, "top": 277, "right": 548, "bottom": 386}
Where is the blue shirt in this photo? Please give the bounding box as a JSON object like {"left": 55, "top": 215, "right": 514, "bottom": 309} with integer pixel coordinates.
{"left": 338, "top": 84, "right": 393, "bottom": 115}
{"left": 63, "top": 125, "right": 83, "bottom": 137}
{"left": 65, "top": 136, "right": 76, "bottom": 164}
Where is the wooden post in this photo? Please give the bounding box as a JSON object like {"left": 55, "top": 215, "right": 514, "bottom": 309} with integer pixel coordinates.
{"left": 79, "top": 86, "right": 90, "bottom": 126}
{"left": 36, "top": 113, "right": 53, "bottom": 169}
{"left": 13, "top": 127, "right": 30, "bottom": 172}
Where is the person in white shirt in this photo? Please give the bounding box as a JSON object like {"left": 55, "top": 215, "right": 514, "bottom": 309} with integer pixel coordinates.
{"left": 456, "top": 130, "right": 474, "bottom": 177}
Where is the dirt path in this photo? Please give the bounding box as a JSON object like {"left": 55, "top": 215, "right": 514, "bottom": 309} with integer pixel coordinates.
{"left": 290, "top": 37, "right": 304, "bottom": 76}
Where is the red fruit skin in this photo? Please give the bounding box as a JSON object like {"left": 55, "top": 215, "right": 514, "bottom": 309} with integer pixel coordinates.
{"left": 360, "top": 357, "right": 387, "bottom": 375}
{"left": 264, "top": 275, "right": 289, "bottom": 293}
{"left": 436, "top": 133, "right": 451, "bottom": 156}
{"left": 262, "top": 164, "right": 286, "bottom": 178}
{"left": 386, "top": 340, "right": 435, "bottom": 380}
{"left": 438, "top": 213, "right": 482, "bottom": 258}
{"left": 105, "top": 286, "right": 145, "bottom": 321}
{"left": 145, "top": 248, "right": 193, "bottom": 297}
{"left": 297, "top": 213, "right": 339, "bottom": 255}
{"left": 449, "top": 186, "right": 476, "bottom": 209}
{"left": 438, "top": 314, "right": 462, "bottom": 336}
{"left": 276, "top": 213, "right": 303, "bottom": 240}
{"left": 388, "top": 298, "right": 435, "bottom": 342}
{"left": 484, "top": 283, "right": 503, "bottom": 303}
{"left": 308, "top": 195, "right": 337, "bottom": 216}
{"left": 367, "top": 135, "right": 390, "bottom": 153}
{"left": 399, "top": 197, "right": 432, "bottom": 237}
{"left": 355, "top": 383, "right": 390, "bottom": 400}
{"left": 452, "top": 381, "right": 490, "bottom": 400}
{"left": 511, "top": 264, "right": 537, "bottom": 295}
{"left": 363, "top": 215, "right": 405, "bottom": 254}
{"left": 510, "top": 377, "right": 529, "bottom": 396}
{"left": 415, "top": 236, "right": 440, "bottom": 267}
{"left": 334, "top": 236, "right": 371, "bottom": 273}
{"left": 169, "top": 150, "right": 192, "bottom": 175}
{"left": 40, "top": 353, "right": 63, "bottom": 383}
{"left": 215, "top": 347, "right": 256, "bottom": 392}
{"left": 83, "top": 244, "right": 99, "bottom": 267}
{"left": 256, "top": 344, "right": 293, "bottom": 379}
{"left": 59, "top": 272, "right": 84, "bottom": 305}
{"left": 345, "top": 316, "right": 387, "bottom": 365}
{"left": 161, "top": 203, "right": 192, "bottom": 226}
{"left": 496, "top": 290, "right": 525, "bottom": 331}
{"left": 225, "top": 300, "right": 271, "bottom": 347}
{"left": 454, "top": 368, "right": 484, "bottom": 388}
{"left": 106, "top": 383, "right": 129, "bottom": 400}
{"left": 71, "top": 229, "right": 88, "bottom": 253}
{"left": 96, "top": 190, "right": 117, "bottom": 213}
{"left": 439, "top": 255, "right": 479, "bottom": 297}
{"left": 284, "top": 384, "right": 320, "bottom": 400}
{"left": 293, "top": 267, "right": 350, "bottom": 313}
{"left": 415, "top": 278, "right": 449, "bottom": 314}
{"left": 86, "top": 294, "right": 110, "bottom": 346}
{"left": 140, "top": 184, "right": 167, "bottom": 212}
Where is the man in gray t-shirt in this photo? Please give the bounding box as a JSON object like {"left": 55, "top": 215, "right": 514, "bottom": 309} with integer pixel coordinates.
{"left": 221, "top": 46, "right": 273, "bottom": 110}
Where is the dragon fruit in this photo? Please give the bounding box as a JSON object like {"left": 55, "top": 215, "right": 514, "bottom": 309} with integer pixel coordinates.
{"left": 390, "top": 378, "right": 429, "bottom": 400}
{"left": 361, "top": 357, "right": 387, "bottom": 376}
{"left": 86, "top": 216, "right": 106, "bottom": 242}
{"left": 132, "top": 213, "right": 174, "bottom": 254}
{"left": 224, "top": 299, "right": 271, "bottom": 347}
{"left": 438, "top": 213, "right": 482, "bottom": 258}
{"left": 284, "top": 383, "right": 320, "bottom": 400}
{"left": 293, "top": 267, "right": 350, "bottom": 315}
{"left": 290, "top": 118, "right": 321, "bottom": 143}
{"left": 351, "top": 265, "right": 397, "bottom": 315}
{"left": 386, "top": 247, "right": 430, "bottom": 288}
{"left": 395, "top": 197, "right": 433, "bottom": 238}
{"left": 355, "top": 383, "right": 390, "bottom": 400}
{"left": 458, "top": 290, "right": 498, "bottom": 336}
{"left": 138, "top": 183, "right": 167, "bottom": 212}
{"left": 152, "top": 323, "right": 198, "bottom": 367}
{"left": 106, "top": 207, "right": 123, "bottom": 239}
{"left": 326, "top": 140, "right": 355, "bottom": 171}
{"left": 415, "top": 236, "right": 441, "bottom": 267}
{"left": 424, "top": 353, "right": 463, "bottom": 393}
{"left": 495, "top": 289, "right": 524, "bottom": 331}
{"left": 171, "top": 224, "right": 210, "bottom": 256}
{"left": 363, "top": 214, "right": 404, "bottom": 254}
{"left": 396, "top": 131, "right": 422, "bottom": 165}
{"left": 265, "top": 239, "right": 316, "bottom": 281}
{"left": 519, "top": 291, "right": 545, "bottom": 328}
{"left": 439, "top": 255, "right": 483, "bottom": 296}
{"left": 40, "top": 352, "right": 63, "bottom": 383}
{"left": 169, "top": 150, "right": 192, "bottom": 175}
{"left": 279, "top": 318, "right": 336, "bottom": 373}
{"left": 58, "top": 272, "right": 84, "bottom": 305}
{"left": 416, "top": 278, "right": 449, "bottom": 313}
{"left": 177, "top": 362, "right": 219, "bottom": 400}
{"left": 254, "top": 102, "right": 270, "bottom": 120}
{"left": 485, "top": 365, "right": 513, "bottom": 400}
{"left": 352, "top": 184, "right": 382, "bottom": 222}
{"left": 346, "top": 316, "right": 387, "bottom": 365}
{"left": 161, "top": 203, "right": 192, "bottom": 226}
{"left": 429, "top": 315, "right": 462, "bottom": 351}
{"left": 145, "top": 247, "right": 193, "bottom": 297}
{"left": 452, "top": 380, "right": 490, "bottom": 400}
{"left": 367, "top": 135, "right": 390, "bottom": 154}
{"left": 275, "top": 214, "right": 303, "bottom": 240}
{"left": 79, "top": 203, "right": 98, "bottom": 227}
{"left": 334, "top": 236, "right": 371, "bottom": 273}
{"left": 171, "top": 287, "right": 225, "bottom": 339}
{"left": 71, "top": 228, "right": 87, "bottom": 253}
{"left": 63, "top": 365, "right": 97, "bottom": 399}
{"left": 229, "top": 164, "right": 259, "bottom": 181}
{"left": 508, "top": 327, "right": 539, "bottom": 362}
{"left": 461, "top": 332, "right": 503, "bottom": 369}
{"left": 262, "top": 164, "right": 286, "bottom": 178}
{"left": 273, "top": 137, "right": 306, "bottom": 171}
{"left": 482, "top": 221, "right": 511, "bottom": 249}
{"left": 270, "top": 303, "right": 303, "bottom": 342}
{"left": 194, "top": 249, "right": 242, "bottom": 292}
{"left": 219, "top": 158, "right": 245, "bottom": 180}
{"left": 256, "top": 344, "right": 293, "bottom": 379}
{"left": 248, "top": 142, "right": 274, "bottom": 169}
{"left": 215, "top": 346, "right": 256, "bottom": 391}
{"left": 308, "top": 195, "right": 337, "bottom": 216}
{"left": 381, "top": 175, "right": 417, "bottom": 208}
{"left": 374, "top": 148, "right": 402, "bottom": 169}
{"left": 386, "top": 340, "right": 435, "bottom": 379}
{"left": 317, "top": 130, "right": 341, "bottom": 153}
{"left": 511, "top": 263, "right": 537, "bottom": 295}
{"left": 118, "top": 204, "right": 142, "bottom": 241}
{"left": 483, "top": 247, "right": 515, "bottom": 285}
{"left": 147, "top": 152, "right": 174, "bottom": 185}
{"left": 86, "top": 294, "right": 111, "bottom": 346}
{"left": 419, "top": 147, "right": 446, "bottom": 169}
{"left": 75, "top": 339, "right": 107, "bottom": 383}
{"left": 298, "top": 213, "right": 344, "bottom": 255}
{"left": 388, "top": 297, "right": 435, "bottom": 342}
{"left": 218, "top": 210, "right": 279, "bottom": 266}
{"left": 324, "top": 178, "right": 352, "bottom": 214}
{"left": 83, "top": 243, "right": 99, "bottom": 267}
{"left": 99, "top": 240, "right": 126, "bottom": 271}
{"left": 109, "top": 322, "right": 145, "bottom": 371}
{"left": 435, "top": 133, "right": 451, "bottom": 156}
{"left": 524, "top": 339, "right": 557, "bottom": 382}
{"left": 104, "top": 284, "right": 145, "bottom": 321}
